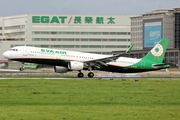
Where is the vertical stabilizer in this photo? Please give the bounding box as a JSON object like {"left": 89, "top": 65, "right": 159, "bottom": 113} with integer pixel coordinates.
{"left": 143, "top": 39, "right": 169, "bottom": 63}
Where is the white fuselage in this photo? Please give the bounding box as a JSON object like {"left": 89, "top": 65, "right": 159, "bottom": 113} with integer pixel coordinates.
{"left": 3, "top": 46, "right": 141, "bottom": 67}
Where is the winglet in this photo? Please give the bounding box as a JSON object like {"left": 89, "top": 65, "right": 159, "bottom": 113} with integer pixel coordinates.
{"left": 126, "top": 44, "right": 134, "bottom": 53}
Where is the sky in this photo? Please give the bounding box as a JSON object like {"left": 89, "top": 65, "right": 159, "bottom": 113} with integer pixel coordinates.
{"left": 0, "top": 0, "right": 180, "bottom": 16}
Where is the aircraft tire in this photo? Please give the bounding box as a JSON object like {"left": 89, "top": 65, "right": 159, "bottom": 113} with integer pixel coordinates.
{"left": 20, "top": 67, "right": 24, "bottom": 71}
{"left": 77, "top": 73, "right": 84, "bottom": 78}
{"left": 88, "top": 72, "right": 94, "bottom": 78}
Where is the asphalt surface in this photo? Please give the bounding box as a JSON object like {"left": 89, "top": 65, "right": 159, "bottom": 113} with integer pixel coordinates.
{"left": 0, "top": 77, "right": 179, "bottom": 80}
{"left": 0, "top": 70, "right": 180, "bottom": 79}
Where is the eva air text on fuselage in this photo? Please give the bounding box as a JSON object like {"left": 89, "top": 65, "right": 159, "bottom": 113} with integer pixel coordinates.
{"left": 41, "top": 49, "right": 67, "bottom": 54}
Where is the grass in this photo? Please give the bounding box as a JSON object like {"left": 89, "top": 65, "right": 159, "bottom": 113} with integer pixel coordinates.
{"left": 0, "top": 78, "right": 180, "bottom": 120}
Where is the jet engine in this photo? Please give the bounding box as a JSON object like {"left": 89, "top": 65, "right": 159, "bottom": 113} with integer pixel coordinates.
{"left": 54, "top": 66, "right": 68, "bottom": 73}
{"left": 68, "top": 61, "right": 84, "bottom": 71}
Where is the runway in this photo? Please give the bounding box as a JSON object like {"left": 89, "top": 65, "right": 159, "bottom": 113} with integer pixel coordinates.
{"left": 0, "top": 76, "right": 179, "bottom": 80}
{"left": 0, "top": 70, "right": 180, "bottom": 79}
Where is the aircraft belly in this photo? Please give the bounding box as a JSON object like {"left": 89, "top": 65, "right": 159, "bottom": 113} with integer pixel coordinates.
{"left": 10, "top": 58, "right": 68, "bottom": 67}
{"left": 100, "top": 64, "right": 167, "bottom": 73}
{"left": 100, "top": 65, "right": 141, "bottom": 73}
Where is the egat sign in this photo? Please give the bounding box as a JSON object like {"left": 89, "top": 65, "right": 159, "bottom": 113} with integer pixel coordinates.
{"left": 32, "top": 16, "right": 116, "bottom": 24}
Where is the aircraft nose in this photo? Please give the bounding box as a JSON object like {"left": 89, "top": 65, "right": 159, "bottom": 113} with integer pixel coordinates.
{"left": 3, "top": 51, "right": 10, "bottom": 59}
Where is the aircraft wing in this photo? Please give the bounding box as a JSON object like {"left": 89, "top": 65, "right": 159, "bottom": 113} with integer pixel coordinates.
{"left": 84, "top": 44, "right": 134, "bottom": 69}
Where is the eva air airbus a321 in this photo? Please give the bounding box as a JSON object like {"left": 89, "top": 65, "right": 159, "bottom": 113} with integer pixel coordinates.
{"left": 3, "top": 39, "right": 170, "bottom": 78}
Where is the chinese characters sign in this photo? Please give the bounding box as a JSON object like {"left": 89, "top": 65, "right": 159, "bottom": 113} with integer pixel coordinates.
{"left": 32, "top": 16, "right": 116, "bottom": 24}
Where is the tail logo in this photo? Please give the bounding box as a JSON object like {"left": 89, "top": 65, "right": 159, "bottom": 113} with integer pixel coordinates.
{"left": 151, "top": 43, "right": 164, "bottom": 57}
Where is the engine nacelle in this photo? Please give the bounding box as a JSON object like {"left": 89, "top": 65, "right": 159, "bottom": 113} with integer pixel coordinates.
{"left": 54, "top": 66, "right": 68, "bottom": 73}
{"left": 68, "top": 61, "right": 84, "bottom": 71}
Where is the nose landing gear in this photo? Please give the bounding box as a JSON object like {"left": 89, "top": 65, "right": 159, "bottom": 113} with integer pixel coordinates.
{"left": 20, "top": 63, "right": 24, "bottom": 71}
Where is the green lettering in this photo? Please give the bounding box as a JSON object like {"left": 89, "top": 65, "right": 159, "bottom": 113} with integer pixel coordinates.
{"left": 60, "top": 51, "right": 66, "bottom": 54}
{"left": 32, "top": 16, "right": 40, "bottom": 23}
{"left": 59, "top": 16, "right": 67, "bottom": 23}
{"left": 41, "top": 49, "right": 45, "bottom": 52}
{"left": 33, "top": 16, "right": 69, "bottom": 24}
{"left": 41, "top": 49, "right": 66, "bottom": 55}
{"left": 107, "top": 17, "right": 115, "bottom": 24}
{"left": 46, "top": 50, "right": 50, "bottom": 52}
{"left": 50, "top": 50, "right": 54, "bottom": 53}
{"left": 96, "top": 17, "right": 104, "bottom": 24}
{"left": 85, "top": 17, "right": 93, "bottom": 24}
{"left": 74, "top": 16, "right": 82, "bottom": 23}
{"left": 41, "top": 16, "right": 49, "bottom": 23}
{"left": 55, "top": 51, "right": 59, "bottom": 54}
{"left": 50, "top": 16, "right": 60, "bottom": 23}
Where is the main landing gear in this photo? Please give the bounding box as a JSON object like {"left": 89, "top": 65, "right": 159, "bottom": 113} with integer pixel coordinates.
{"left": 19, "top": 63, "right": 24, "bottom": 71}
{"left": 77, "top": 71, "right": 94, "bottom": 78}
{"left": 77, "top": 71, "right": 84, "bottom": 78}
{"left": 88, "top": 72, "right": 94, "bottom": 78}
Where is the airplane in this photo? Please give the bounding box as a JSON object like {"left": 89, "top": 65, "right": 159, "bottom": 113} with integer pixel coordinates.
{"left": 3, "top": 39, "right": 170, "bottom": 78}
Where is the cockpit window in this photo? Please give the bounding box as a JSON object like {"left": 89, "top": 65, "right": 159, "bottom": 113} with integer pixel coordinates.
{"left": 10, "top": 49, "right": 18, "bottom": 51}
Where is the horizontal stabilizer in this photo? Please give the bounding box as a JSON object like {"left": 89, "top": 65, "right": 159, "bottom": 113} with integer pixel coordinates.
{"left": 152, "top": 63, "right": 169, "bottom": 67}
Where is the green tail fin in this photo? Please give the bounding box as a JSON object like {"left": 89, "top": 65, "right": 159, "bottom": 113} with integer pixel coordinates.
{"left": 143, "top": 39, "right": 169, "bottom": 63}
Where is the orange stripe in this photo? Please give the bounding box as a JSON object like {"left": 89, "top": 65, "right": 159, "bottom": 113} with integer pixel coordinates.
{"left": 68, "top": 16, "right": 73, "bottom": 24}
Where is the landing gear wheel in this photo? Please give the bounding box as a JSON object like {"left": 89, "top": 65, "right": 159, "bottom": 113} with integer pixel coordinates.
{"left": 77, "top": 73, "right": 84, "bottom": 78}
{"left": 88, "top": 72, "right": 94, "bottom": 78}
{"left": 20, "top": 63, "right": 24, "bottom": 71}
{"left": 20, "top": 67, "right": 24, "bottom": 71}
